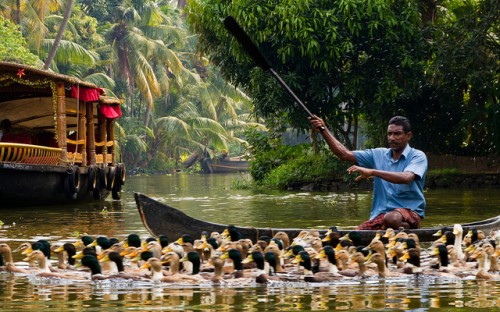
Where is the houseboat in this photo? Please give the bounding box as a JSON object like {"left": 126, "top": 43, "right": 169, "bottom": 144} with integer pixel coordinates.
{"left": 0, "top": 61, "right": 125, "bottom": 206}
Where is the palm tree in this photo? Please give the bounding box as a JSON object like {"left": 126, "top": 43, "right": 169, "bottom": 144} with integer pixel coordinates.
{"left": 100, "top": 0, "right": 184, "bottom": 127}
{"left": 44, "top": 0, "right": 74, "bottom": 69}
{"left": 0, "top": 0, "right": 97, "bottom": 70}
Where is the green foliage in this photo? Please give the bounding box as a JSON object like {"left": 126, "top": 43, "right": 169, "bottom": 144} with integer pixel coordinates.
{"left": 186, "top": 0, "right": 426, "bottom": 147}
{"left": 0, "top": 17, "right": 40, "bottom": 66}
{"left": 230, "top": 176, "right": 253, "bottom": 190}
{"left": 245, "top": 127, "right": 351, "bottom": 189}
{"left": 146, "top": 152, "right": 178, "bottom": 174}
{"left": 186, "top": 0, "right": 499, "bottom": 157}
{"left": 427, "top": 168, "right": 465, "bottom": 176}
{"left": 421, "top": 0, "right": 499, "bottom": 156}
{"left": 245, "top": 127, "right": 289, "bottom": 181}
{"left": 261, "top": 149, "right": 351, "bottom": 189}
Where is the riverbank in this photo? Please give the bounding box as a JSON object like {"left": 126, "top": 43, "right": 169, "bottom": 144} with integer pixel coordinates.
{"left": 286, "top": 173, "right": 500, "bottom": 191}
{"left": 286, "top": 154, "right": 500, "bottom": 191}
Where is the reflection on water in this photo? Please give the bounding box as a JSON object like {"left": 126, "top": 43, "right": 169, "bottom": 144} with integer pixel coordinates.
{"left": 1, "top": 277, "right": 500, "bottom": 311}
{"left": 0, "top": 173, "right": 499, "bottom": 310}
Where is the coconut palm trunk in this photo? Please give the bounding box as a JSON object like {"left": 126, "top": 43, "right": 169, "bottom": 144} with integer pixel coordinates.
{"left": 43, "top": 0, "right": 74, "bottom": 70}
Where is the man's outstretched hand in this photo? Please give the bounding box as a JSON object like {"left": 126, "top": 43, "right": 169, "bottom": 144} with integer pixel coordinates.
{"left": 347, "top": 165, "right": 373, "bottom": 182}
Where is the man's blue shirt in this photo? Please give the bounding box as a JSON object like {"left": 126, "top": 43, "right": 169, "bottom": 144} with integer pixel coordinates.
{"left": 353, "top": 145, "right": 427, "bottom": 220}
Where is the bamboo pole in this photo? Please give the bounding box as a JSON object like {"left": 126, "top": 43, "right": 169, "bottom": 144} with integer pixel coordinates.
{"left": 56, "top": 82, "right": 67, "bottom": 163}
{"left": 79, "top": 99, "right": 87, "bottom": 166}
{"left": 86, "top": 103, "right": 96, "bottom": 165}
{"left": 107, "top": 118, "right": 115, "bottom": 165}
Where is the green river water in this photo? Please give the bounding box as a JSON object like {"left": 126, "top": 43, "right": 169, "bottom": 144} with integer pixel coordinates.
{"left": 0, "top": 173, "right": 499, "bottom": 311}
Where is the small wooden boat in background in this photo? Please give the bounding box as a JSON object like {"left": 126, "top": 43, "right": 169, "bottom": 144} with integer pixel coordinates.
{"left": 134, "top": 192, "right": 500, "bottom": 245}
{"left": 200, "top": 155, "right": 249, "bottom": 174}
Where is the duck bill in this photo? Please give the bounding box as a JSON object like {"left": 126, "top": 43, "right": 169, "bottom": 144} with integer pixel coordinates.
{"left": 140, "top": 262, "right": 151, "bottom": 270}
{"left": 72, "top": 251, "right": 84, "bottom": 259}
{"left": 21, "top": 246, "right": 34, "bottom": 255}
{"left": 399, "top": 252, "right": 410, "bottom": 262}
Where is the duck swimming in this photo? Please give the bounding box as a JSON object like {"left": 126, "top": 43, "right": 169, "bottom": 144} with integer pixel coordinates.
{"left": 78, "top": 254, "right": 142, "bottom": 281}
{"left": 322, "top": 226, "right": 341, "bottom": 248}
{"left": 273, "top": 232, "right": 291, "bottom": 250}
{"left": 99, "top": 251, "right": 144, "bottom": 280}
{"left": 293, "top": 250, "right": 343, "bottom": 283}
{"left": 74, "top": 235, "right": 95, "bottom": 249}
{"left": 242, "top": 251, "right": 284, "bottom": 284}
{"left": 452, "top": 224, "right": 465, "bottom": 261}
{"left": 0, "top": 243, "right": 29, "bottom": 274}
{"left": 52, "top": 243, "right": 77, "bottom": 269}
{"left": 123, "top": 234, "right": 142, "bottom": 249}
{"left": 364, "top": 253, "right": 407, "bottom": 278}
{"left": 470, "top": 247, "right": 500, "bottom": 280}
{"left": 142, "top": 255, "right": 204, "bottom": 283}
{"left": 89, "top": 236, "right": 112, "bottom": 254}
{"left": 221, "top": 249, "right": 245, "bottom": 278}
{"left": 221, "top": 225, "right": 243, "bottom": 242}
{"left": 24, "top": 250, "right": 86, "bottom": 280}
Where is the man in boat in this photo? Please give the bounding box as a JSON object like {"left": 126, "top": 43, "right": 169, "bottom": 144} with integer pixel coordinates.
{"left": 309, "top": 115, "right": 427, "bottom": 230}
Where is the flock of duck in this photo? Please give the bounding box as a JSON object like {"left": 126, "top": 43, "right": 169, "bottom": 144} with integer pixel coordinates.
{"left": 1, "top": 224, "right": 500, "bottom": 286}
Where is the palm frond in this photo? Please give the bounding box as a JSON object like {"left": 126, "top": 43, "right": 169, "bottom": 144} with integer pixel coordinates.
{"left": 83, "top": 73, "right": 116, "bottom": 90}
{"left": 154, "top": 41, "right": 183, "bottom": 77}
{"left": 190, "top": 117, "right": 228, "bottom": 136}
{"left": 45, "top": 15, "right": 79, "bottom": 40}
{"left": 41, "top": 39, "right": 99, "bottom": 66}
{"left": 156, "top": 116, "right": 191, "bottom": 137}
{"left": 140, "top": 1, "right": 166, "bottom": 26}
{"left": 141, "top": 25, "right": 185, "bottom": 48}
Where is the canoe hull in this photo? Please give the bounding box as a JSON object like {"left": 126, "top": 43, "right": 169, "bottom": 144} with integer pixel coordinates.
{"left": 134, "top": 192, "right": 500, "bottom": 245}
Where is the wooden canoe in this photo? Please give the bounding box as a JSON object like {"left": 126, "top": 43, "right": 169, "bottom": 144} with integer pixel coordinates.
{"left": 134, "top": 192, "right": 500, "bottom": 245}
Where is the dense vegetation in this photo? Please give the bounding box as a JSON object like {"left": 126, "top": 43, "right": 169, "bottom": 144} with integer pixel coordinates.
{"left": 0, "top": 0, "right": 498, "bottom": 186}
{"left": 0, "top": 0, "right": 264, "bottom": 174}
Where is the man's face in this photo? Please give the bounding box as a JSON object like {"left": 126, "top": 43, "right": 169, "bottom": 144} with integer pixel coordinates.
{"left": 387, "top": 124, "right": 411, "bottom": 152}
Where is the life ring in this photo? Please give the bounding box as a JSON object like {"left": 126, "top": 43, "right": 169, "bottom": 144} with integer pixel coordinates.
{"left": 92, "top": 176, "right": 101, "bottom": 200}
{"left": 106, "top": 166, "right": 116, "bottom": 191}
{"left": 112, "top": 184, "right": 121, "bottom": 200}
{"left": 98, "top": 167, "right": 107, "bottom": 190}
{"left": 87, "top": 165, "right": 98, "bottom": 192}
{"left": 111, "top": 164, "right": 125, "bottom": 200}
{"left": 65, "top": 165, "right": 81, "bottom": 199}
{"left": 116, "top": 163, "right": 126, "bottom": 186}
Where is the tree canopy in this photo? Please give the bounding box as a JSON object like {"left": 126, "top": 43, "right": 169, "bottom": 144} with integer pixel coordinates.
{"left": 186, "top": 0, "right": 499, "bottom": 156}
{"left": 0, "top": 16, "right": 40, "bottom": 66}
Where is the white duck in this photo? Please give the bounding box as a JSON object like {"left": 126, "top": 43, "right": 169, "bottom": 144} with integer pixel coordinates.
{"left": 453, "top": 224, "right": 465, "bottom": 261}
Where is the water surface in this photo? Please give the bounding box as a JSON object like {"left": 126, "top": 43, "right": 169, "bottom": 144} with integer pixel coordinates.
{"left": 0, "top": 173, "right": 499, "bottom": 311}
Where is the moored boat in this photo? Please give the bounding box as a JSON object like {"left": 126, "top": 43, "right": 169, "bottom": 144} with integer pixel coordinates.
{"left": 134, "top": 192, "right": 500, "bottom": 245}
{"left": 200, "top": 155, "right": 249, "bottom": 174}
{"left": 0, "top": 61, "right": 125, "bottom": 206}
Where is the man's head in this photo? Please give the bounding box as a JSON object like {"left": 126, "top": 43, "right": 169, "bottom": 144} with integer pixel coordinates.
{"left": 0, "top": 119, "right": 11, "bottom": 132}
{"left": 388, "top": 116, "right": 411, "bottom": 133}
{"left": 387, "top": 116, "right": 412, "bottom": 152}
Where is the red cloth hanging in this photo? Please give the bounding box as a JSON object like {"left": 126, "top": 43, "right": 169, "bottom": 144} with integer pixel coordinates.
{"left": 70, "top": 85, "right": 104, "bottom": 102}
{"left": 100, "top": 104, "right": 122, "bottom": 119}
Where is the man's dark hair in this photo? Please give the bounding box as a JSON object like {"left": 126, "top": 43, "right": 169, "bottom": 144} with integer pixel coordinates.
{"left": 0, "top": 119, "right": 11, "bottom": 132}
{"left": 389, "top": 116, "right": 411, "bottom": 133}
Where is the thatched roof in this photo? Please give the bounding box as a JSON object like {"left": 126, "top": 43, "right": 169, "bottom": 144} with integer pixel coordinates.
{"left": 0, "top": 61, "right": 98, "bottom": 89}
